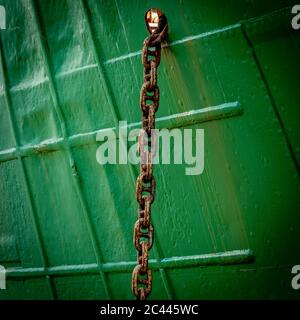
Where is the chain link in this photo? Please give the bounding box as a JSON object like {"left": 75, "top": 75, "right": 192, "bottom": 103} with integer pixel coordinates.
{"left": 132, "top": 12, "right": 168, "bottom": 300}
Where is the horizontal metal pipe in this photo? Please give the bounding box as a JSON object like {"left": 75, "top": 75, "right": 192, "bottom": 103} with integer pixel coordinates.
{"left": 0, "top": 101, "right": 242, "bottom": 163}
{"left": 6, "top": 249, "right": 254, "bottom": 279}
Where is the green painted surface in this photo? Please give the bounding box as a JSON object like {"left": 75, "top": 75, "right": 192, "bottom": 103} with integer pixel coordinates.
{"left": 0, "top": 0, "right": 299, "bottom": 299}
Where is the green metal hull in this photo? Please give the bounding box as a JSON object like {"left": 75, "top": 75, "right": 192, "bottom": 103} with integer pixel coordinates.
{"left": 0, "top": 0, "right": 299, "bottom": 299}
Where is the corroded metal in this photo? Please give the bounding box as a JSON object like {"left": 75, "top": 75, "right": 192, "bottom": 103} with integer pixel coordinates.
{"left": 132, "top": 8, "right": 168, "bottom": 300}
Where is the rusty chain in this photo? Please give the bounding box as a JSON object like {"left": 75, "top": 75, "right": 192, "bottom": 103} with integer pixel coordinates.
{"left": 132, "top": 10, "right": 168, "bottom": 300}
